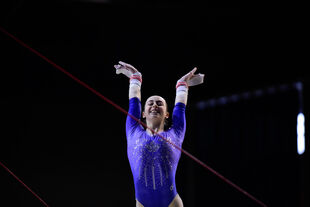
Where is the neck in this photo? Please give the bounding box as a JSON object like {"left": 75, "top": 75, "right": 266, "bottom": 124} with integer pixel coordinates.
{"left": 146, "top": 120, "right": 165, "bottom": 135}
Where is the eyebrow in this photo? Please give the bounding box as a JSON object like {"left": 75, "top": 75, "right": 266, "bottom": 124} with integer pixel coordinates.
{"left": 147, "top": 100, "right": 163, "bottom": 103}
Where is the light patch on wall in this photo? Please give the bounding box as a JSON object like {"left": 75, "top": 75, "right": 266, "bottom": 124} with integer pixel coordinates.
{"left": 297, "top": 112, "right": 305, "bottom": 155}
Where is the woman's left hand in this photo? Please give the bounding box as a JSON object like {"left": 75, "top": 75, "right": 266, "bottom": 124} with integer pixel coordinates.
{"left": 178, "top": 67, "right": 197, "bottom": 83}
{"left": 177, "top": 67, "right": 205, "bottom": 87}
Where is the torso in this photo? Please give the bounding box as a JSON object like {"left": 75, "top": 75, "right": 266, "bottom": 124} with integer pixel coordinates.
{"left": 127, "top": 98, "right": 186, "bottom": 207}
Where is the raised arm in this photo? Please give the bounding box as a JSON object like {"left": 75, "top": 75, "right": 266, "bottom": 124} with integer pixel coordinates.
{"left": 114, "top": 61, "right": 142, "bottom": 101}
{"left": 175, "top": 67, "right": 205, "bottom": 105}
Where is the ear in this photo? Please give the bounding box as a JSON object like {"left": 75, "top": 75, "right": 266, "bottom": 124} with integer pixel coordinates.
{"left": 142, "top": 111, "right": 146, "bottom": 118}
{"left": 165, "top": 112, "right": 170, "bottom": 119}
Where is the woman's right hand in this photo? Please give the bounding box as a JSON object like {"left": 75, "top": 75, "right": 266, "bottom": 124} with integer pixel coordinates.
{"left": 114, "top": 61, "right": 141, "bottom": 78}
{"left": 115, "top": 61, "right": 142, "bottom": 100}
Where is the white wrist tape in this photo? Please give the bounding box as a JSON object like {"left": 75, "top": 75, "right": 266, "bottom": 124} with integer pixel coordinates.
{"left": 176, "top": 85, "right": 188, "bottom": 94}
{"left": 176, "top": 85, "right": 188, "bottom": 105}
{"left": 130, "top": 79, "right": 141, "bottom": 88}
{"left": 129, "top": 72, "right": 142, "bottom": 88}
{"left": 176, "top": 81, "right": 188, "bottom": 97}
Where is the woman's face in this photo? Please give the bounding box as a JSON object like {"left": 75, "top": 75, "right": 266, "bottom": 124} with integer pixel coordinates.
{"left": 143, "top": 95, "right": 169, "bottom": 122}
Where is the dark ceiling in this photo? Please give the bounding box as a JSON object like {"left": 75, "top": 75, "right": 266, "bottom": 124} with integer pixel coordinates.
{"left": 1, "top": 0, "right": 308, "bottom": 103}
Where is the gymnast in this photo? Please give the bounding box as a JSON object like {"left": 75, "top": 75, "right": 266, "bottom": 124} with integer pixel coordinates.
{"left": 114, "top": 61, "right": 204, "bottom": 207}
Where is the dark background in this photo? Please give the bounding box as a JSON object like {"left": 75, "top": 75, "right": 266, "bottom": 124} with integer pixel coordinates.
{"left": 0, "top": 0, "right": 308, "bottom": 206}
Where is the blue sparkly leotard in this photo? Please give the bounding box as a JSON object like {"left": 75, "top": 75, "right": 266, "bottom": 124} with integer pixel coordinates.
{"left": 126, "top": 97, "right": 186, "bottom": 207}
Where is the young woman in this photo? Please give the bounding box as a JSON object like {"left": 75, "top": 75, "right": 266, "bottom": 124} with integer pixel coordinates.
{"left": 114, "top": 61, "right": 204, "bottom": 207}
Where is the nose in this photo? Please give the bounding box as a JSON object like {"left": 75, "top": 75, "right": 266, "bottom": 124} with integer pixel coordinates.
{"left": 150, "top": 103, "right": 159, "bottom": 110}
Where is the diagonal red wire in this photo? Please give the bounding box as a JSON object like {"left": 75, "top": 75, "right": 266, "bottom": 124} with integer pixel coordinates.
{"left": 0, "top": 161, "right": 49, "bottom": 207}
{"left": 0, "top": 26, "right": 267, "bottom": 207}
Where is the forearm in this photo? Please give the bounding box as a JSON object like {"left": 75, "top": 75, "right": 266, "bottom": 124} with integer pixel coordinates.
{"left": 128, "top": 73, "right": 142, "bottom": 101}
{"left": 175, "top": 91, "right": 188, "bottom": 105}
{"left": 175, "top": 81, "right": 188, "bottom": 105}
{"left": 129, "top": 84, "right": 141, "bottom": 100}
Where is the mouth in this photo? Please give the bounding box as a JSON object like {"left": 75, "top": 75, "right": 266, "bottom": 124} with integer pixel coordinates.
{"left": 150, "top": 109, "right": 160, "bottom": 115}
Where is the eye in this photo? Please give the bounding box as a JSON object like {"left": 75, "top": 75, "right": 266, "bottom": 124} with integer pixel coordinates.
{"left": 157, "top": 101, "right": 163, "bottom": 106}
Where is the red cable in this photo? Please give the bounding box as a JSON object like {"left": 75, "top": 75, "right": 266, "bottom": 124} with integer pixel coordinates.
{"left": 0, "top": 161, "right": 49, "bottom": 207}
{"left": 0, "top": 26, "right": 267, "bottom": 207}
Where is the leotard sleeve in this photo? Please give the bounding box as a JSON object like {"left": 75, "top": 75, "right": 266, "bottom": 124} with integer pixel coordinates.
{"left": 170, "top": 102, "right": 186, "bottom": 144}
{"left": 126, "top": 97, "right": 143, "bottom": 140}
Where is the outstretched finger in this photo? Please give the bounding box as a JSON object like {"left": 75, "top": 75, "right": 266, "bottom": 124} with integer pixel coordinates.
{"left": 119, "top": 61, "right": 130, "bottom": 66}
{"left": 190, "top": 67, "right": 197, "bottom": 74}
{"left": 119, "top": 61, "right": 135, "bottom": 69}
{"left": 184, "top": 67, "right": 197, "bottom": 80}
{"left": 114, "top": 64, "right": 121, "bottom": 69}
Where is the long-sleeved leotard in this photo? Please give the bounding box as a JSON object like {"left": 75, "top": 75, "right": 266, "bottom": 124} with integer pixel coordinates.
{"left": 126, "top": 97, "right": 186, "bottom": 207}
